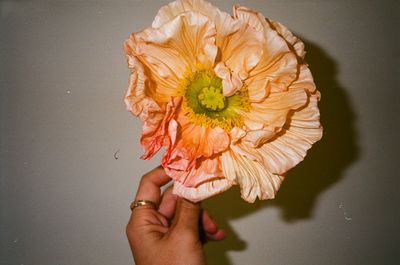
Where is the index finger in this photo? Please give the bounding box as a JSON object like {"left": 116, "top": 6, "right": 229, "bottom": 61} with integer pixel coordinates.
{"left": 134, "top": 166, "right": 171, "bottom": 207}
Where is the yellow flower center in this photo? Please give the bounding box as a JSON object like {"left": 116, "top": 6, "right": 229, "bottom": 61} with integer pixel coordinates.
{"left": 198, "top": 86, "right": 226, "bottom": 111}
{"left": 176, "top": 68, "right": 249, "bottom": 131}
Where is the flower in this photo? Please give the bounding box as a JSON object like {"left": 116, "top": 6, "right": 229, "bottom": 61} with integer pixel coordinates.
{"left": 124, "top": 0, "right": 322, "bottom": 203}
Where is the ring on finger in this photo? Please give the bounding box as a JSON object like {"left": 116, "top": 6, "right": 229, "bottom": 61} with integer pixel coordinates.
{"left": 130, "top": 199, "right": 158, "bottom": 211}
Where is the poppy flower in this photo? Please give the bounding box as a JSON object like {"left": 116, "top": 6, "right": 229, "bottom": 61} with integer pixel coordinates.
{"left": 124, "top": 0, "right": 322, "bottom": 202}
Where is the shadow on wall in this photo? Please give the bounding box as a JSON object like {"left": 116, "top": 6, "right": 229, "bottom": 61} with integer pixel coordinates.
{"left": 203, "top": 39, "right": 359, "bottom": 265}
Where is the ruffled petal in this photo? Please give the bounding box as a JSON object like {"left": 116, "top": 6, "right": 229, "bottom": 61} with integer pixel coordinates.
{"left": 152, "top": 0, "right": 240, "bottom": 47}
{"left": 173, "top": 178, "right": 232, "bottom": 202}
{"left": 245, "top": 89, "right": 308, "bottom": 123}
{"left": 177, "top": 114, "right": 230, "bottom": 158}
{"left": 269, "top": 20, "right": 305, "bottom": 60}
{"left": 165, "top": 156, "right": 222, "bottom": 187}
{"left": 234, "top": 93, "right": 322, "bottom": 175}
{"left": 233, "top": 5, "right": 267, "bottom": 32}
{"left": 214, "top": 62, "right": 243, "bottom": 96}
{"left": 218, "top": 19, "right": 264, "bottom": 82}
{"left": 152, "top": 0, "right": 219, "bottom": 28}
{"left": 221, "top": 150, "right": 284, "bottom": 203}
{"left": 247, "top": 27, "right": 297, "bottom": 96}
{"left": 233, "top": 5, "right": 298, "bottom": 102}
{"left": 255, "top": 95, "right": 322, "bottom": 174}
{"left": 125, "top": 11, "right": 217, "bottom": 102}
{"left": 230, "top": 126, "right": 246, "bottom": 143}
{"left": 234, "top": 5, "right": 305, "bottom": 60}
{"left": 161, "top": 112, "right": 230, "bottom": 184}
{"left": 124, "top": 57, "right": 149, "bottom": 116}
{"left": 239, "top": 89, "right": 308, "bottom": 147}
{"left": 241, "top": 129, "right": 276, "bottom": 148}
{"left": 290, "top": 64, "right": 317, "bottom": 93}
{"left": 124, "top": 36, "right": 178, "bottom": 104}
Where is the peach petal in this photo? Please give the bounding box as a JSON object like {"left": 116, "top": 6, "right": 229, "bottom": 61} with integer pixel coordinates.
{"left": 290, "top": 64, "right": 317, "bottom": 93}
{"left": 153, "top": 0, "right": 221, "bottom": 28}
{"left": 177, "top": 114, "right": 230, "bottom": 158}
{"left": 269, "top": 20, "right": 305, "bottom": 60}
{"left": 239, "top": 89, "right": 308, "bottom": 146}
{"left": 229, "top": 126, "right": 246, "bottom": 143}
{"left": 233, "top": 5, "right": 267, "bottom": 32}
{"left": 124, "top": 57, "right": 148, "bottom": 116}
{"left": 234, "top": 5, "right": 305, "bottom": 60}
{"left": 235, "top": 94, "right": 322, "bottom": 175}
{"left": 125, "top": 11, "right": 217, "bottom": 102}
{"left": 165, "top": 156, "right": 222, "bottom": 187}
{"left": 221, "top": 150, "right": 284, "bottom": 203}
{"left": 124, "top": 36, "right": 178, "bottom": 104}
{"left": 152, "top": 0, "right": 240, "bottom": 47}
{"left": 233, "top": 6, "right": 299, "bottom": 101}
{"left": 247, "top": 26, "right": 298, "bottom": 94}
{"left": 219, "top": 19, "right": 264, "bottom": 82}
{"left": 214, "top": 62, "right": 242, "bottom": 96}
{"left": 243, "top": 128, "right": 276, "bottom": 148}
{"left": 138, "top": 11, "right": 217, "bottom": 73}
{"left": 247, "top": 77, "right": 269, "bottom": 103}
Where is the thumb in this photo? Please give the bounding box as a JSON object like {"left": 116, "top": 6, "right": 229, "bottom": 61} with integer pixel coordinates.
{"left": 171, "top": 197, "right": 200, "bottom": 234}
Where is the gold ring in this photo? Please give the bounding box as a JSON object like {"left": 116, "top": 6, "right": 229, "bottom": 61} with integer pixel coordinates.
{"left": 130, "top": 199, "right": 158, "bottom": 210}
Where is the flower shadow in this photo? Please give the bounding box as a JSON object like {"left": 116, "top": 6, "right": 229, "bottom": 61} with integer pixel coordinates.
{"left": 270, "top": 38, "right": 359, "bottom": 221}
{"left": 203, "top": 39, "right": 359, "bottom": 264}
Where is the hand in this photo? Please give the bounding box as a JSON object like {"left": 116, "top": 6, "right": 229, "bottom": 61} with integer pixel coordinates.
{"left": 126, "top": 166, "right": 225, "bottom": 265}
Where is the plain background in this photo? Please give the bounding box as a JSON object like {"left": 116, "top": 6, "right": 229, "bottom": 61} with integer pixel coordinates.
{"left": 1, "top": 0, "right": 399, "bottom": 264}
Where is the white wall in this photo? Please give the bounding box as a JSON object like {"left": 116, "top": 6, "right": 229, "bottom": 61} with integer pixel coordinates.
{"left": 1, "top": 1, "right": 398, "bottom": 264}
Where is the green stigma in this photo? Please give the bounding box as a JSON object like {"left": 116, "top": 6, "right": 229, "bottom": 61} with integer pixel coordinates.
{"left": 177, "top": 70, "right": 249, "bottom": 131}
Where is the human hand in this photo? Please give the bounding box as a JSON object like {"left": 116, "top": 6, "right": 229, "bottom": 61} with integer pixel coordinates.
{"left": 126, "top": 166, "right": 225, "bottom": 265}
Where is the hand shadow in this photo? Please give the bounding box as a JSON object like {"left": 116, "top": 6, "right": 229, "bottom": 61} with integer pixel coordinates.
{"left": 203, "top": 38, "right": 359, "bottom": 264}
{"left": 203, "top": 187, "right": 265, "bottom": 265}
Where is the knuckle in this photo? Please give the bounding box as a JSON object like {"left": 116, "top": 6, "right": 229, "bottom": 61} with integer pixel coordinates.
{"left": 140, "top": 172, "right": 151, "bottom": 182}
{"left": 126, "top": 217, "right": 140, "bottom": 239}
{"left": 180, "top": 199, "right": 199, "bottom": 210}
{"left": 140, "top": 171, "right": 157, "bottom": 186}
{"left": 126, "top": 221, "right": 135, "bottom": 236}
{"left": 173, "top": 225, "right": 197, "bottom": 239}
{"left": 172, "top": 229, "right": 197, "bottom": 243}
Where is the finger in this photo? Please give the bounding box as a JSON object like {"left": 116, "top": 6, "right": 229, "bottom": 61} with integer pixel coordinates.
{"left": 200, "top": 210, "right": 225, "bottom": 242}
{"left": 158, "top": 186, "right": 177, "bottom": 219}
{"left": 205, "top": 229, "right": 225, "bottom": 241}
{"left": 171, "top": 197, "right": 200, "bottom": 234}
{"left": 201, "top": 210, "right": 218, "bottom": 235}
{"left": 134, "top": 166, "right": 171, "bottom": 207}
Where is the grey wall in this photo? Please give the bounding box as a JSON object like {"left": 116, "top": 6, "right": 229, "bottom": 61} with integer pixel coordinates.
{"left": 1, "top": 0, "right": 398, "bottom": 264}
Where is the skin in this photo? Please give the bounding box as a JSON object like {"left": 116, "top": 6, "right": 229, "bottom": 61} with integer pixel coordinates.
{"left": 126, "top": 166, "right": 225, "bottom": 265}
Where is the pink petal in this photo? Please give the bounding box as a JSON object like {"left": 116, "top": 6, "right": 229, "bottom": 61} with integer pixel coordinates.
{"left": 140, "top": 97, "right": 181, "bottom": 160}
